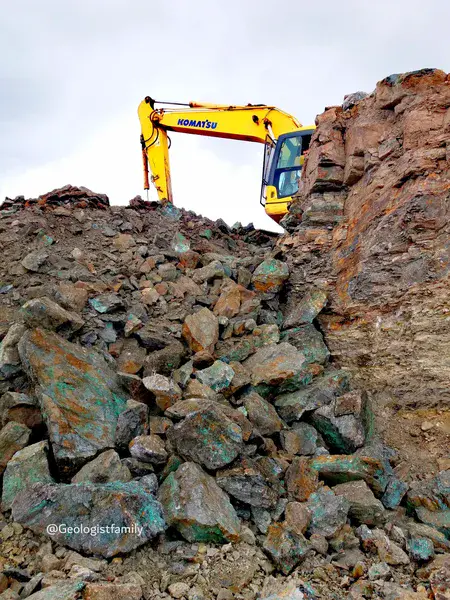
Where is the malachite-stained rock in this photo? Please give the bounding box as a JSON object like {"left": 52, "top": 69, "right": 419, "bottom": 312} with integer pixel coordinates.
{"left": 282, "top": 289, "right": 328, "bottom": 329}
{"left": 71, "top": 449, "right": 131, "bottom": 484}
{"left": 18, "top": 328, "right": 128, "bottom": 475}
{"left": 195, "top": 360, "right": 235, "bottom": 392}
{"left": 285, "top": 457, "right": 319, "bottom": 502}
{"left": 88, "top": 293, "right": 124, "bottom": 314}
{"left": 243, "top": 389, "right": 283, "bottom": 436}
{"left": 167, "top": 405, "right": 243, "bottom": 470}
{"left": 182, "top": 307, "right": 219, "bottom": 354}
{"left": 333, "top": 480, "right": 386, "bottom": 526}
{"left": 281, "top": 324, "right": 330, "bottom": 366}
{"left": 407, "top": 522, "right": 450, "bottom": 551}
{"left": 407, "top": 537, "right": 435, "bottom": 561}
{"left": 25, "top": 581, "right": 85, "bottom": 600}
{"left": 253, "top": 324, "right": 281, "bottom": 346}
{"left": 263, "top": 523, "right": 311, "bottom": 575}
{"left": 415, "top": 507, "right": 450, "bottom": 538}
{"left": 310, "top": 454, "right": 389, "bottom": 494}
{"left": 252, "top": 259, "right": 289, "bottom": 293}
{"left": 216, "top": 457, "right": 280, "bottom": 509}
{"left": 199, "top": 228, "right": 213, "bottom": 239}
{"left": 2, "top": 441, "right": 54, "bottom": 510}
{"left": 306, "top": 488, "right": 350, "bottom": 539}
{"left": 0, "top": 421, "right": 31, "bottom": 475}
{"left": 20, "top": 297, "right": 84, "bottom": 333}
{"left": 407, "top": 470, "right": 450, "bottom": 512}
{"left": 275, "top": 369, "right": 350, "bottom": 422}
{"left": 11, "top": 480, "right": 166, "bottom": 558}
{"left": 311, "top": 401, "right": 365, "bottom": 453}
{"left": 290, "top": 422, "right": 320, "bottom": 455}
{"left": 158, "top": 462, "right": 241, "bottom": 543}
{"left": 124, "top": 314, "right": 143, "bottom": 337}
{"left": 172, "top": 232, "right": 190, "bottom": 253}
{"left": 160, "top": 203, "right": 182, "bottom": 220}
{"left": 243, "top": 342, "right": 311, "bottom": 395}
{"left": 382, "top": 476, "right": 409, "bottom": 509}
{"left": 216, "top": 337, "right": 255, "bottom": 363}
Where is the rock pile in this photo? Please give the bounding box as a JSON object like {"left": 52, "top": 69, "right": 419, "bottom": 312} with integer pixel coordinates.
{"left": 0, "top": 183, "right": 448, "bottom": 599}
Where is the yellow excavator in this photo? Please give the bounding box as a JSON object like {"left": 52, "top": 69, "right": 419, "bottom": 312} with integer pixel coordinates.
{"left": 138, "top": 97, "right": 315, "bottom": 223}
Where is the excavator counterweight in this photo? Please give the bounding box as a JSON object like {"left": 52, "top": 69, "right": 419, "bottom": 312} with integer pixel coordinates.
{"left": 138, "top": 98, "right": 315, "bottom": 223}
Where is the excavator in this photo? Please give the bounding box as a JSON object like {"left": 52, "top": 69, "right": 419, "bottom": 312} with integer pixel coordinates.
{"left": 138, "top": 97, "right": 315, "bottom": 223}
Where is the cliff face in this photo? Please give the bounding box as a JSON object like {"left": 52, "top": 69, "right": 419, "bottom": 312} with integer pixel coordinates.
{"left": 281, "top": 68, "right": 450, "bottom": 407}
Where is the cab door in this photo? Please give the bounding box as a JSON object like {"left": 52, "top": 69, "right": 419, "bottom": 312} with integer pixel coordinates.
{"left": 262, "top": 129, "right": 314, "bottom": 223}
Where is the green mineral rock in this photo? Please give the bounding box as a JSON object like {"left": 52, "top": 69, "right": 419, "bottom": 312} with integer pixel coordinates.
{"left": 407, "top": 536, "right": 435, "bottom": 561}
{"left": 263, "top": 523, "right": 311, "bottom": 575}
{"left": 167, "top": 404, "right": 243, "bottom": 470}
{"left": 2, "top": 441, "right": 54, "bottom": 510}
{"left": 275, "top": 369, "right": 350, "bottom": 422}
{"left": 251, "top": 259, "right": 289, "bottom": 294}
{"left": 18, "top": 328, "right": 128, "bottom": 475}
{"left": 172, "top": 232, "right": 190, "bottom": 253}
{"left": 158, "top": 462, "right": 241, "bottom": 543}
{"left": 195, "top": 360, "right": 235, "bottom": 392}
{"left": 310, "top": 454, "right": 389, "bottom": 494}
{"left": 282, "top": 289, "right": 328, "bottom": 329}
{"left": 307, "top": 488, "right": 350, "bottom": 539}
{"left": 12, "top": 480, "right": 166, "bottom": 557}
{"left": 281, "top": 324, "right": 330, "bottom": 366}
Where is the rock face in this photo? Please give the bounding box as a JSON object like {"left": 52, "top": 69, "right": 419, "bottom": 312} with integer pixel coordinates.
{"left": 158, "top": 462, "right": 241, "bottom": 543}
{"left": 281, "top": 68, "right": 450, "bottom": 408}
{"left": 18, "top": 328, "right": 128, "bottom": 474}
{"left": 12, "top": 480, "right": 165, "bottom": 557}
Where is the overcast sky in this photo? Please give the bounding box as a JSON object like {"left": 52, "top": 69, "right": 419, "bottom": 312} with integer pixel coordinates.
{"left": 1, "top": 1, "right": 449, "bottom": 231}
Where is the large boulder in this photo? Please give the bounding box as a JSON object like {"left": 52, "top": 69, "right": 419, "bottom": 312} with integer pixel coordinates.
{"left": 20, "top": 297, "right": 84, "bottom": 333}
{"left": 18, "top": 328, "right": 128, "bottom": 475}
{"left": 12, "top": 480, "right": 165, "bottom": 557}
{"left": 158, "top": 462, "right": 241, "bottom": 543}
{"left": 275, "top": 369, "right": 350, "bottom": 422}
{"left": 243, "top": 342, "right": 311, "bottom": 395}
{"left": 167, "top": 405, "right": 243, "bottom": 470}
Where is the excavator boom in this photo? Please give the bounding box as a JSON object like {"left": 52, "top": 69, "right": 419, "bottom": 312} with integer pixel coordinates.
{"left": 138, "top": 97, "right": 315, "bottom": 222}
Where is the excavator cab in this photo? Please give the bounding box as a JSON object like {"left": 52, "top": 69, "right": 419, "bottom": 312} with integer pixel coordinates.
{"left": 261, "top": 129, "right": 314, "bottom": 223}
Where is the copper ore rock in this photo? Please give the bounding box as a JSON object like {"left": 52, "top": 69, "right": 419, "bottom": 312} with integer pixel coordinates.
{"left": 158, "top": 462, "right": 241, "bottom": 543}
{"left": 11, "top": 480, "right": 165, "bottom": 558}
{"left": 18, "top": 328, "right": 128, "bottom": 475}
{"left": 167, "top": 405, "right": 243, "bottom": 470}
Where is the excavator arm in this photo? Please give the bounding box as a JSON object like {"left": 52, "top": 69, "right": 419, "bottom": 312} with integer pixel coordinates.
{"left": 138, "top": 96, "right": 315, "bottom": 222}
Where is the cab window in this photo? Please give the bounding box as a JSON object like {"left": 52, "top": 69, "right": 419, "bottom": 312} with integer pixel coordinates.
{"left": 276, "top": 136, "right": 302, "bottom": 169}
